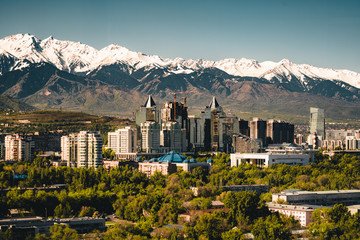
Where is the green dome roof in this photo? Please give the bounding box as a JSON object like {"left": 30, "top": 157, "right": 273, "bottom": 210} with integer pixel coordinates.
{"left": 158, "top": 151, "right": 189, "bottom": 163}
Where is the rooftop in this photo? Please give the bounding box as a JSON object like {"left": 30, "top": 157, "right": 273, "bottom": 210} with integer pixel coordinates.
{"left": 279, "top": 189, "right": 360, "bottom": 196}
{"left": 144, "top": 95, "right": 156, "bottom": 108}
{"left": 157, "top": 151, "right": 190, "bottom": 163}
{"left": 267, "top": 203, "right": 324, "bottom": 211}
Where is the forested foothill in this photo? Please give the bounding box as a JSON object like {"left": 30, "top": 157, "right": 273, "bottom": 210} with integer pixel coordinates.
{"left": 0, "top": 153, "right": 359, "bottom": 239}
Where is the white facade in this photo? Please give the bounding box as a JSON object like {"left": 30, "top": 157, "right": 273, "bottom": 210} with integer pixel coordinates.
{"left": 61, "top": 131, "right": 102, "bottom": 168}
{"left": 108, "top": 127, "right": 137, "bottom": 154}
{"left": 141, "top": 121, "right": 160, "bottom": 153}
{"left": 61, "top": 135, "right": 70, "bottom": 163}
{"left": 4, "top": 134, "right": 34, "bottom": 161}
{"left": 267, "top": 203, "right": 320, "bottom": 227}
{"left": 230, "top": 152, "right": 309, "bottom": 168}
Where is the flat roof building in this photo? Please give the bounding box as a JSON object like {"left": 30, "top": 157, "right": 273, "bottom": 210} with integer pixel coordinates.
{"left": 272, "top": 189, "right": 360, "bottom": 206}
{"left": 230, "top": 152, "right": 309, "bottom": 168}
{"left": 138, "top": 161, "right": 177, "bottom": 177}
{"left": 267, "top": 203, "right": 323, "bottom": 227}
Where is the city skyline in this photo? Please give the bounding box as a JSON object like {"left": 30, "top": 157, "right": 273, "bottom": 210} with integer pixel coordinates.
{"left": 1, "top": 0, "right": 360, "bottom": 72}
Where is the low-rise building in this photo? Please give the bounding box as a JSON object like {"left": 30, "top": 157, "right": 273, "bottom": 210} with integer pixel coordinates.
{"left": 0, "top": 217, "right": 105, "bottom": 236}
{"left": 156, "top": 151, "right": 211, "bottom": 172}
{"left": 267, "top": 203, "right": 322, "bottom": 227}
{"left": 138, "top": 151, "right": 211, "bottom": 176}
{"left": 103, "top": 160, "right": 120, "bottom": 170}
{"left": 272, "top": 189, "right": 360, "bottom": 206}
{"left": 230, "top": 152, "right": 309, "bottom": 168}
{"left": 138, "top": 161, "right": 177, "bottom": 177}
{"left": 190, "top": 184, "right": 269, "bottom": 197}
{"left": 221, "top": 184, "right": 269, "bottom": 194}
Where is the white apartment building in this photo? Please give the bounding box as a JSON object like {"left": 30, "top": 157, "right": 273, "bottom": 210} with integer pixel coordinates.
{"left": 61, "top": 131, "right": 102, "bottom": 168}
{"left": 230, "top": 152, "right": 309, "bottom": 168}
{"left": 108, "top": 127, "right": 137, "bottom": 154}
{"left": 267, "top": 203, "right": 321, "bottom": 227}
{"left": 4, "top": 134, "right": 34, "bottom": 161}
{"left": 141, "top": 121, "right": 160, "bottom": 153}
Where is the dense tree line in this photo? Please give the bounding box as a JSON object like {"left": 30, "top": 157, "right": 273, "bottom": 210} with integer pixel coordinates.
{"left": 0, "top": 153, "right": 359, "bottom": 239}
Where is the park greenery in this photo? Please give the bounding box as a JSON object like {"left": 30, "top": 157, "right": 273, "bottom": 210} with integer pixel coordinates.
{"left": 0, "top": 153, "right": 359, "bottom": 239}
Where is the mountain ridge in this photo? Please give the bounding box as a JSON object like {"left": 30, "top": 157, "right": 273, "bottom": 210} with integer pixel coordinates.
{"left": 1, "top": 33, "right": 360, "bottom": 89}
{"left": 1, "top": 33, "right": 360, "bottom": 121}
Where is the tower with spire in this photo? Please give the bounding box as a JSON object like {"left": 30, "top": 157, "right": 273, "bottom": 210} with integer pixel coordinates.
{"left": 191, "top": 96, "right": 238, "bottom": 152}
{"left": 135, "top": 95, "right": 159, "bottom": 126}
{"left": 136, "top": 95, "right": 161, "bottom": 153}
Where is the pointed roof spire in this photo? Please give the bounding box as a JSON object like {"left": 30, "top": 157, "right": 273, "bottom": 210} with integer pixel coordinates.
{"left": 144, "top": 95, "right": 156, "bottom": 108}
{"left": 209, "top": 96, "right": 220, "bottom": 109}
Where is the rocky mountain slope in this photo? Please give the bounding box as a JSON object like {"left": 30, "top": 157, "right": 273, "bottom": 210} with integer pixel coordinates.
{"left": 1, "top": 33, "right": 360, "bottom": 120}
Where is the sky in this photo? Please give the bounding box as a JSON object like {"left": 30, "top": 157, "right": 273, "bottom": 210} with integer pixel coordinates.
{"left": 1, "top": 0, "right": 360, "bottom": 72}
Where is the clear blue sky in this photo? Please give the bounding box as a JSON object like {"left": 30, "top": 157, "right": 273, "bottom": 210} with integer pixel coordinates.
{"left": 1, "top": 0, "right": 360, "bottom": 72}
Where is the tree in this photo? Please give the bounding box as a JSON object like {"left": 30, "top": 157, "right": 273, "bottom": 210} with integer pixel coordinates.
{"left": 221, "top": 227, "right": 244, "bottom": 240}
{"left": 223, "top": 191, "right": 263, "bottom": 226}
{"left": 54, "top": 203, "right": 72, "bottom": 218}
{"left": 193, "top": 212, "right": 229, "bottom": 240}
{"left": 102, "top": 148, "right": 115, "bottom": 160}
{"left": 151, "top": 227, "right": 183, "bottom": 240}
{"left": 78, "top": 206, "right": 96, "bottom": 217}
{"left": 309, "top": 204, "right": 360, "bottom": 239}
{"left": 191, "top": 167, "right": 209, "bottom": 183}
{"left": 49, "top": 224, "right": 78, "bottom": 240}
{"left": 252, "top": 215, "right": 291, "bottom": 240}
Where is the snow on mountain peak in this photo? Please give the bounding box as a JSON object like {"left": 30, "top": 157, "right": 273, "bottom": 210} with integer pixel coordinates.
{"left": 279, "top": 58, "right": 293, "bottom": 65}
{"left": 0, "top": 33, "right": 360, "bottom": 89}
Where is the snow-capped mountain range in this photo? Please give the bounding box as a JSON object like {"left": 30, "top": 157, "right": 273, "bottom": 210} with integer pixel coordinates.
{"left": 1, "top": 33, "right": 360, "bottom": 119}
{"left": 1, "top": 33, "right": 360, "bottom": 89}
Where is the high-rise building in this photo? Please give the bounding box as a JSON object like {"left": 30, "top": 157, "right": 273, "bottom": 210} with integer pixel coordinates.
{"left": 266, "top": 120, "right": 295, "bottom": 145}
{"left": 4, "top": 134, "right": 34, "bottom": 161}
{"left": 141, "top": 121, "right": 160, "bottom": 153}
{"left": 135, "top": 95, "right": 159, "bottom": 126}
{"left": 161, "top": 97, "right": 188, "bottom": 129}
{"left": 188, "top": 115, "right": 202, "bottom": 150}
{"left": 309, "top": 107, "right": 325, "bottom": 139}
{"left": 61, "top": 131, "right": 102, "bottom": 168}
{"left": 239, "top": 119, "right": 250, "bottom": 136}
{"left": 160, "top": 121, "right": 184, "bottom": 152}
{"left": 233, "top": 134, "right": 262, "bottom": 153}
{"left": 160, "top": 96, "right": 189, "bottom": 150}
{"left": 108, "top": 127, "right": 137, "bottom": 154}
{"left": 193, "top": 97, "right": 239, "bottom": 152}
{"left": 249, "top": 118, "right": 267, "bottom": 146}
